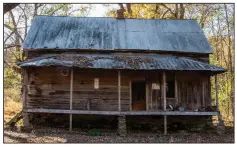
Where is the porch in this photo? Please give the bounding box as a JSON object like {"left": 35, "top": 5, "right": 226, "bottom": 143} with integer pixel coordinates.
{"left": 22, "top": 68, "right": 221, "bottom": 134}
{"left": 18, "top": 53, "right": 226, "bottom": 134}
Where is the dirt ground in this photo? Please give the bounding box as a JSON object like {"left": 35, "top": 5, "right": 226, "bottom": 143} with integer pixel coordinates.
{"left": 4, "top": 126, "right": 234, "bottom": 143}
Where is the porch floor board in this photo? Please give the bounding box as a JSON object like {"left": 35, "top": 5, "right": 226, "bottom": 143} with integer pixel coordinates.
{"left": 24, "top": 108, "right": 218, "bottom": 116}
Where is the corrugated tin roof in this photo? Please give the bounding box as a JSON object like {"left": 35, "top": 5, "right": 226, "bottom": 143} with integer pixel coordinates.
{"left": 23, "top": 16, "right": 213, "bottom": 54}
{"left": 17, "top": 54, "right": 226, "bottom": 74}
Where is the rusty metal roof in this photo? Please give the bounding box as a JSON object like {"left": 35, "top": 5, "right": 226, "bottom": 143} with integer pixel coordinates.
{"left": 17, "top": 54, "right": 226, "bottom": 74}
{"left": 23, "top": 16, "right": 213, "bottom": 54}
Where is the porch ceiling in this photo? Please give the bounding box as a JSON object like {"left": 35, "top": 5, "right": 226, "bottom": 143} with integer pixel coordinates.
{"left": 17, "top": 54, "right": 226, "bottom": 74}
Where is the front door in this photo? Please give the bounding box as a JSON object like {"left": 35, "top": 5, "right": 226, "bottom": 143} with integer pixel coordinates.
{"left": 132, "top": 81, "right": 146, "bottom": 110}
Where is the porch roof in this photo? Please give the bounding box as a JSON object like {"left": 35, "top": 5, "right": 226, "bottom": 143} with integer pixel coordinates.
{"left": 17, "top": 54, "right": 226, "bottom": 74}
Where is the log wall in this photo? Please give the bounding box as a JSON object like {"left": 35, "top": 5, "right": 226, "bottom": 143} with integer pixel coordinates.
{"left": 26, "top": 67, "right": 130, "bottom": 111}
{"left": 147, "top": 72, "right": 211, "bottom": 110}
{"left": 26, "top": 67, "right": 212, "bottom": 111}
{"left": 176, "top": 72, "right": 211, "bottom": 110}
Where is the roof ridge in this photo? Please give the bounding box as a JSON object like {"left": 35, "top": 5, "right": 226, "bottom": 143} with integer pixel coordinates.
{"left": 35, "top": 15, "right": 198, "bottom": 20}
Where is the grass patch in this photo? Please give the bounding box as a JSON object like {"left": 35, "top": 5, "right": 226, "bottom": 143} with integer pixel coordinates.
{"left": 4, "top": 88, "right": 22, "bottom": 125}
{"left": 4, "top": 88, "right": 21, "bottom": 102}
{"left": 87, "top": 129, "right": 102, "bottom": 136}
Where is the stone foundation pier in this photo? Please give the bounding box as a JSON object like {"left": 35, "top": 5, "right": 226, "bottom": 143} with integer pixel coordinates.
{"left": 118, "top": 115, "right": 127, "bottom": 136}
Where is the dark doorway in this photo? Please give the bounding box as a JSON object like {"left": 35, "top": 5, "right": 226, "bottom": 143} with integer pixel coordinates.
{"left": 132, "top": 81, "right": 146, "bottom": 110}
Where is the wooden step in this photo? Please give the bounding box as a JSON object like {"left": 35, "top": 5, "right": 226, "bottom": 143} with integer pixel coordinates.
{"left": 6, "top": 110, "right": 23, "bottom": 126}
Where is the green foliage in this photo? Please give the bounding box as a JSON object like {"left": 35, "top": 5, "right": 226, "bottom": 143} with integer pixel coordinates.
{"left": 39, "top": 4, "right": 92, "bottom": 17}
{"left": 4, "top": 67, "right": 21, "bottom": 89}
{"left": 87, "top": 129, "right": 102, "bottom": 136}
{"left": 105, "top": 4, "right": 183, "bottom": 19}
{"left": 4, "top": 49, "right": 22, "bottom": 90}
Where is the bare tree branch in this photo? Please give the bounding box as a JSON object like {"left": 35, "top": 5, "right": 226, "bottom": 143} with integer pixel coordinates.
{"left": 19, "top": 4, "right": 28, "bottom": 39}
{"left": 4, "top": 24, "right": 24, "bottom": 43}
{"left": 160, "top": 4, "right": 176, "bottom": 17}
{"left": 162, "top": 9, "right": 170, "bottom": 19}
{"left": 118, "top": 4, "right": 125, "bottom": 10}
{"left": 39, "top": 4, "right": 47, "bottom": 15}
{"left": 4, "top": 44, "right": 21, "bottom": 49}
{"left": 4, "top": 31, "right": 15, "bottom": 44}
{"left": 4, "top": 3, "right": 19, "bottom": 14}
{"left": 126, "top": 4, "right": 132, "bottom": 14}
{"left": 48, "top": 5, "right": 66, "bottom": 16}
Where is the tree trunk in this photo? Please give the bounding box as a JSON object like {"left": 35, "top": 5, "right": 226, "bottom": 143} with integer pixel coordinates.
{"left": 224, "top": 4, "right": 234, "bottom": 119}
{"left": 179, "top": 4, "right": 185, "bottom": 19}
{"left": 126, "top": 4, "right": 132, "bottom": 14}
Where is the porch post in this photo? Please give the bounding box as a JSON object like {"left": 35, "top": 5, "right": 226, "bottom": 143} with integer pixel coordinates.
{"left": 117, "top": 70, "right": 126, "bottom": 136}
{"left": 22, "top": 68, "right": 30, "bottom": 127}
{"left": 118, "top": 70, "right": 121, "bottom": 111}
{"left": 215, "top": 75, "right": 219, "bottom": 111}
{"left": 162, "top": 72, "right": 167, "bottom": 134}
{"left": 202, "top": 81, "right": 205, "bottom": 107}
{"left": 69, "top": 68, "right": 74, "bottom": 131}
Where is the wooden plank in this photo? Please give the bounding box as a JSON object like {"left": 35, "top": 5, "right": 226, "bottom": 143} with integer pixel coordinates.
{"left": 118, "top": 70, "right": 121, "bottom": 111}
{"left": 163, "top": 72, "right": 166, "bottom": 111}
{"left": 24, "top": 108, "right": 219, "bottom": 116}
{"left": 22, "top": 69, "right": 28, "bottom": 109}
{"left": 70, "top": 68, "right": 74, "bottom": 110}
{"left": 146, "top": 83, "right": 149, "bottom": 111}
{"left": 215, "top": 75, "right": 219, "bottom": 111}
{"left": 162, "top": 72, "right": 167, "bottom": 134}
{"left": 69, "top": 68, "right": 74, "bottom": 131}
{"left": 174, "top": 73, "right": 178, "bottom": 107}
{"left": 156, "top": 90, "right": 158, "bottom": 110}
{"left": 22, "top": 69, "right": 30, "bottom": 127}
{"left": 202, "top": 81, "right": 205, "bottom": 107}
{"left": 129, "top": 81, "right": 132, "bottom": 111}
{"left": 6, "top": 111, "right": 23, "bottom": 126}
{"left": 151, "top": 85, "right": 153, "bottom": 110}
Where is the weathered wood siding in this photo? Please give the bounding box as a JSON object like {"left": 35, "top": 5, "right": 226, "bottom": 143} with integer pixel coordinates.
{"left": 26, "top": 67, "right": 211, "bottom": 111}
{"left": 27, "top": 67, "right": 71, "bottom": 109}
{"left": 176, "top": 72, "right": 211, "bottom": 110}
{"left": 147, "top": 72, "right": 211, "bottom": 111}
{"left": 26, "top": 67, "right": 130, "bottom": 111}
{"left": 72, "top": 70, "right": 130, "bottom": 111}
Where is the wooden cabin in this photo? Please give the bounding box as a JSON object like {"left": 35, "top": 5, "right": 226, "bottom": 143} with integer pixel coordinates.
{"left": 18, "top": 15, "right": 226, "bottom": 134}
